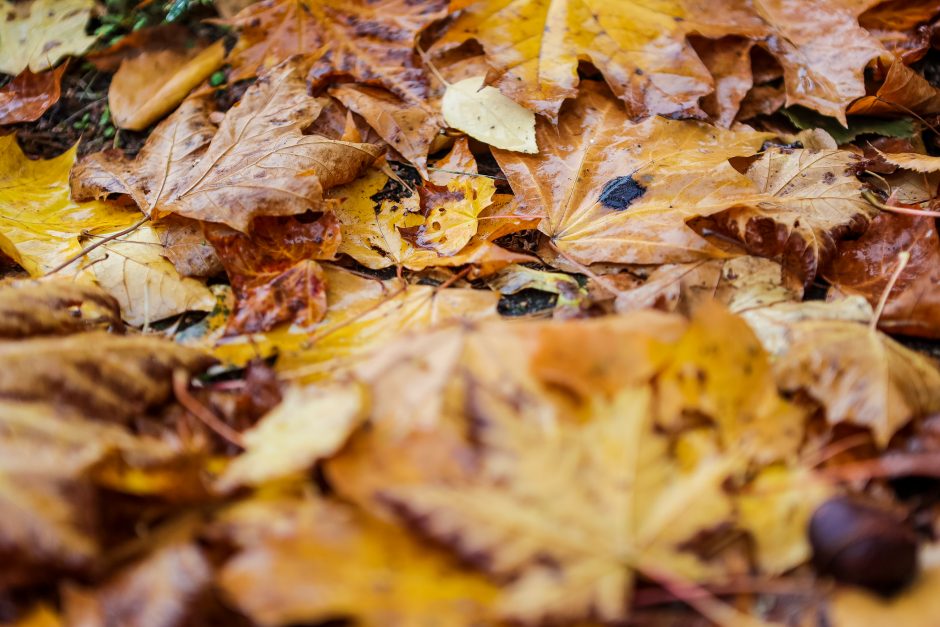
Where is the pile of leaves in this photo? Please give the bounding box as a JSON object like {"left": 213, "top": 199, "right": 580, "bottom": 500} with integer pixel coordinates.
{"left": 5, "top": 0, "right": 940, "bottom": 624}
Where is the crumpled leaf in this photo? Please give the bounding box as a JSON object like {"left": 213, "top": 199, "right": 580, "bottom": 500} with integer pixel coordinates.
{"left": 826, "top": 213, "right": 940, "bottom": 338}
{"left": 848, "top": 59, "right": 940, "bottom": 116}
{"left": 71, "top": 63, "right": 382, "bottom": 232}
{"left": 0, "top": 135, "right": 140, "bottom": 277}
{"left": 155, "top": 216, "right": 223, "bottom": 279}
{"left": 493, "top": 84, "right": 770, "bottom": 266}
{"left": 216, "top": 384, "right": 365, "bottom": 491}
{"left": 205, "top": 213, "right": 341, "bottom": 334}
{"left": 81, "top": 224, "right": 215, "bottom": 327}
{"left": 0, "top": 279, "right": 121, "bottom": 338}
{"left": 0, "top": 65, "right": 67, "bottom": 125}
{"left": 441, "top": 76, "right": 537, "bottom": 153}
{"left": 689, "top": 148, "right": 877, "bottom": 284}
{"left": 214, "top": 494, "right": 498, "bottom": 626}
{"left": 774, "top": 320, "right": 940, "bottom": 446}
{"left": 109, "top": 40, "right": 226, "bottom": 131}
{"left": 224, "top": 0, "right": 447, "bottom": 101}
{"left": 693, "top": 36, "right": 755, "bottom": 128}
{"left": 0, "top": 0, "right": 97, "bottom": 75}
{"left": 330, "top": 84, "right": 441, "bottom": 176}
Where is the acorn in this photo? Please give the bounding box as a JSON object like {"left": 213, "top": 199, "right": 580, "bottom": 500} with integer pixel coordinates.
{"left": 809, "top": 495, "right": 919, "bottom": 595}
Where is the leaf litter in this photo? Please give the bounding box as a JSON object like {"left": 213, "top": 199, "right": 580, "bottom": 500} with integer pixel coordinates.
{"left": 4, "top": 0, "right": 940, "bottom": 625}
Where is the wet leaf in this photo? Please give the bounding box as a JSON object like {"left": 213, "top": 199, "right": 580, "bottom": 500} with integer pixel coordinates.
{"left": 848, "top": 59, "right": 940, "bottom": 116}
{"left": 782, "top": 105, "right": 915, "bottom": 144}
{"left": 441, "top": 76, "right": 537, "bottom": 153}
{"left": 0, "top": 65, "right": 67, "bottom": 125}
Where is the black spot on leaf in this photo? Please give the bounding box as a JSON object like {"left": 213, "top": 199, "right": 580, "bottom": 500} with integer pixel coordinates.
{"left": 598, "top": 175, "right": 646, "bottom": 211}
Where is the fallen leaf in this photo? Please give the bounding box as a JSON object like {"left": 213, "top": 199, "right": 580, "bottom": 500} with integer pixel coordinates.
{"left": 876, "top": 150, "right": 940, "bottom": 172}
{"left": 205, "top": 213, "right": 341, "bottom": 333}
{"left": 109, "top": 39, "right": 226, "bottom": 131}
{"left": 0, "top": 0, "right": 97, "bottom": 75}
{"left": 693, "top": 36, "right": 756, "bottom": 128}
{"left": 71, "top": 63, "right": 382, "bottom": 232}
{"left": 81, "top": 224, "right": 216, "bottom": 327}
{"left": 0, "top": 65, "right": 67, "bottom": 125}
{"left": 493, "top": 83, "right": 770, "bottom": 266}
{"left": 224, "top": 0, "right": 447, "bottom": 101}
{"left": 155, "top": 216, "right": 223, "bottom": 279}
{"left": 825, "top": 213, "right": 940, "bottom": 338}
{"left": 774, "top": 320, "right": 940, "bottom": 446}
{"left": 216, "top": 384, "right": 365, "bottom": 491}
{"left": 214, "top": 494, "right": 498, "bottom": 626}
{"left": 860, "top": 0, "right": 940, "bottom": 31}
{"left": 330, "top": 83, "right": 441, "bottom": 175}
{"left": 689, "top": 148, "right": 876, "bottom": 284}
{"left": 741, "top": 296, "right": 873, "bottom": 355}
{"left": 0, "top": 136, "right": 140, "bottom": 277}
{"left": 848, "top": 59, "right": 940, "bottom": 116}
{"left": 782, "top": 105, "right": 916, "bottom": 144}
{"left": 441, "top": 76, "right": 537, "bottom": 153}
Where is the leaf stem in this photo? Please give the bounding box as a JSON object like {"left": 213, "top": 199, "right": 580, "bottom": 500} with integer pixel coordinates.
{"left": 45, "top": 215, "right": 150, "bottom": 276}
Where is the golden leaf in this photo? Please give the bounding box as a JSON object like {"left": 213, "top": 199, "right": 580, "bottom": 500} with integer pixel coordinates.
{"left": 0, "top": 0, "right": 97, "bottom": 75}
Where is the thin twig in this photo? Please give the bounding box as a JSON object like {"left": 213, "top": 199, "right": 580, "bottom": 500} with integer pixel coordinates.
{"left": 45, "top": 215, "right": 150, "bottom": 276}
{"left": 173, "top": 370, "right": 244, "bottom": 449}
{"left": 870, "top": 250, "right": 910, "bottom": 330}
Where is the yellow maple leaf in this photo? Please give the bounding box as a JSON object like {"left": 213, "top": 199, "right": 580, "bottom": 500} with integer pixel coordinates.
{"left": 0, "top": 0, "right": 97, "bottom": 75}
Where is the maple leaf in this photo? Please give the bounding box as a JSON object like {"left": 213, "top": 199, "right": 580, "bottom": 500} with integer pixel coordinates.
{"left": 0, "top": 65, "right": 67, "bottom": 125}
{"left": 689, "top": 148, "right": 877, "bottom": 284}
{"left": 205, "top": 213, "right": 341, "bottom": 334}
{"left": 214, "top": 494, "right": 498, "bottom": 626}
{"left": 774, "top": 320, "right": 940, "bottom": 446}
{"left": 826, "top": 213, "right": 940, "bottom": 338}
{"left": 493, "top": 83, "right": 770, "bottom": 266}
{"left": 224, "top": 0, "right": 447, "bottom": 101}
{"left": 848, "top": 59, "right": 940, "bottom": 116}
{"left": 0, "top": 0, "right": 97, "bottom": 75}
{"left": 71, "top": 63, "right": 382, "bottom": 232}
{"left": 436, "top": 0, "right": 767, "bottom": 120}
{"left": 108, "top": 40, "right": 225, "bottom": 131}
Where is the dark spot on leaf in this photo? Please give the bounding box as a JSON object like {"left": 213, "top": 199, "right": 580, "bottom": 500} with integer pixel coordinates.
{"left": 598, "top": 175, "right": 646, "bottom": 211}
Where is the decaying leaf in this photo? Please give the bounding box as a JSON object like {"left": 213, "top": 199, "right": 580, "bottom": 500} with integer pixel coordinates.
{"left": 689, "top": 148, "right": 877, "bottom": 284}
{"left": 0, "top": 65, "right": 67, "bottom": 125}
{"left": 71, "top": 63, "right": 382, "bottom": 232}
{"left": 155, "top": 216, "right": 223, "bottom": 279}
{"left": 109, "top": 40, "right": 226, "bottom": 131}
{"left": 826, "top": 213, "right": 940, "bottom": 338}
{"left": 494, "top": 84, "right": 770, "bottom": 266}
{"left": 0, "top": 0, "right": 97, "bottom": 75}
{"left": 441, "top": 76, "right": 537, "bottom": 153}
{"left": 225, "top": 0, "right": 447, "bottom": 101}
{"left": 774, "top": 320, "right": 940, "bottom": 446}
{"left": 205, "top": 213, "right": 341, "bottom": 334}
{"left": 848, "top": 59, "right": 940, "bottom": 116}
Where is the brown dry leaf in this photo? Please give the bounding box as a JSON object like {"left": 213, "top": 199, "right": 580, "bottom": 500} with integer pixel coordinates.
{"left": 330, "top": 84, "right": 442, "bottom": 176}
{"left": 774, "top": 320, "right": 940, "bottom": 446}
{"left": 224, "top": 0, "right": 447, "bottom": 101}
{"left": 216, "top": 384, "right": 365, "bottom": 491}
{"left": 154, "top": 216, "right": 223, "bottom": 279}
{"left": 109, "top": 40, "right": 226, "bottom": 131}
{"left": 71, "top": 63, "right": 382, "bottom": 232}
{"left": 877, "top": 151, "right": 940, "bottom": 172}
{"left": 0, "top": 0, "right": 97, "bottom": 75}
{"left": 826, "top": 213, "right": 940, "bottom": 338}
{"left": 62, "top": 542, "right": 213, "bottom": 627}
{"left": 848, "top": 59, "right": 940, "bottom": 116}
{"left": 205, "top": 213, "right": 341, "bottom": 334}
{"left": 214, "top": 494, "right": 498, "bottom": 626}
{"left": 689, "top": 148, "right": 876, "bottom": 284}
{"left": 0, "top": 65, "right": 67, "bottom": 125}
{"left": 493, "top": 83, "right": 770, "bottom": 266}
{"left": 860, "top": 0, "right": 940, "bottom": 30}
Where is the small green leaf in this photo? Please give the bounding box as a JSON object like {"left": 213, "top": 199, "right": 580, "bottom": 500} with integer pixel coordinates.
{"left": 209, "top": 71, "right": 227, "bottom": 87}
{"left": 782, "top": 106, "right": 916, "bottom": 144}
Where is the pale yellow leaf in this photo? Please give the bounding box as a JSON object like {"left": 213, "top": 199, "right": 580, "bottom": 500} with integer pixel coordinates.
{"left": 442, "top": 76, "right": 537, "bottom": 153}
